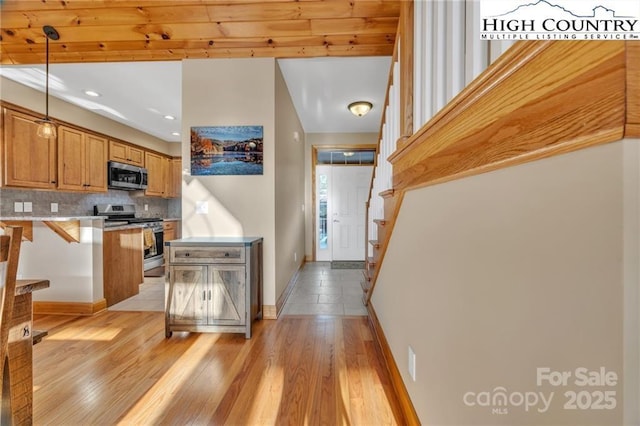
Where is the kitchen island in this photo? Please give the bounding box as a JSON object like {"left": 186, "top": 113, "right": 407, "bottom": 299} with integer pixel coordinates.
{"left": 165, "top": 237, "right": 263, "bottom": 338}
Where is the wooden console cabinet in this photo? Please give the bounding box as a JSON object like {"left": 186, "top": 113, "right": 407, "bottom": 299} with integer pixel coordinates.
{"left": 165, "top": 237, "right": 263, "bottom": 338}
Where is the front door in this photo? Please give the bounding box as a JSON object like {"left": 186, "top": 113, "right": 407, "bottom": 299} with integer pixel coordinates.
{"left": 316, "top": 165, "right": 372, "bottom": 261}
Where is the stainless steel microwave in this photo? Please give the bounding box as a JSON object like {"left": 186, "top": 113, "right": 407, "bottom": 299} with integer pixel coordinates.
{"left": 107, "top": 161, "right": 148, "bottom": 190}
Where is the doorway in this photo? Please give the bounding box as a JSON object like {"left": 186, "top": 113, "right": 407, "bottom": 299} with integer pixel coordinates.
{"left": 312, "top": 146, "right": 375, "bottom": 262}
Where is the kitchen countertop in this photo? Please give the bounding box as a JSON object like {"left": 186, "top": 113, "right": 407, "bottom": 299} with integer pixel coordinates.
{"left": 1, "top": 216, "right": 181, "bottom": 232}
{"left": 0, "top": 216, "right": 103, "bottom": 221}
{"left": 103, "top": 223, "right": 148, "bottom": 232}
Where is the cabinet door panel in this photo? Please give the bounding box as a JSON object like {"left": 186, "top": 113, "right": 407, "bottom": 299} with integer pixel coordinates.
{"left": 128, "top": 146, "right": 145, "bottom": 167}
{"left": 208, "top": 266, "right": 245, "bottom": 325}
{"left": 109, "top": 140, "right": 128, "bottom": 163}
{"left": 168, "top": 158, "right": 182, "bottom": 198}
{"left": 57, "top": 126, "right": 85, "bottom": 190}
{"left": 145, "top": 151, "right": 166, "bottom": 197}
{"left": 3, "top": 109, "right": 56, "bottom": 188}
{"left": 170, "top": 266, "right": 207, "bottom": 324}
{"left": 85, "top": 133, "right": 108, "bottom": 191}
{"left": 109, "top": 141, "right": 144, "bottom": 167}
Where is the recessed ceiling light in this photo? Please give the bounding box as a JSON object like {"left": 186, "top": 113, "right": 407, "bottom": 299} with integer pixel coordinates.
{"left": 164, "top": 115, "right": 176, "bottom": 120}
{"left": 84, "top": 90, "right": 101, "bottom": 97}
{"left": 172, "top": 132, "right": 180, "bottom": 136}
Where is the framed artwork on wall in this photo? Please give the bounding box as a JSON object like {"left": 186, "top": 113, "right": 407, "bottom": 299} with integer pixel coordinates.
{"left": 190, "top": 125, "right": 264, "bottom": 175}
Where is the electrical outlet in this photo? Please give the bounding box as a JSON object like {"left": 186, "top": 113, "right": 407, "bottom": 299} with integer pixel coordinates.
{"left": 14, "top": 202, "right": 23, "bottom": 213}
{"left": 23, "top": 201, "right": 33, "bottom": 213}
{"left": 408, "top": 346, "right": 416, "bottom": 382}
{"left": 144, "top": 204, "right": 149, "bottom": 211}
{"left": 51, "top": 203, "right": 59, "bottom": 213}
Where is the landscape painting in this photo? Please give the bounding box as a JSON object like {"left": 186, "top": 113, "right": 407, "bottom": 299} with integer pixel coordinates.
{"left": 190, "top": 125, "right": 264, "bottom": 175}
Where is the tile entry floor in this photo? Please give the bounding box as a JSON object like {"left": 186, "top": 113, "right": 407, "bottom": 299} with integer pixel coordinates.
{"left": 280, "top": 262, "right": 368, "bottom": 316}
{"left": 109, "top": 262, "right": 368, "bottom": 316}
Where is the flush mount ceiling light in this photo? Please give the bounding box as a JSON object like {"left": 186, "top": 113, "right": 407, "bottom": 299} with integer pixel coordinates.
{"left": 171, "top": 132, "right": 180, "bottom": 136}
{"left": 36, "top": 25, "right": 60, "bottom": 139}
{"left": 348, "top": 101, "right": 372, "bottom": 117}
{"left": 84, "top": 90, "right": 101, "bottom": 97}
{"left": 164, "top": 115, "right": 176, "bottom": 120}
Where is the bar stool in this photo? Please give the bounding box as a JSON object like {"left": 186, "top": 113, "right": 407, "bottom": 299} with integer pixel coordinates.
{"left": 0, "top": 226, "right": 22, "bottom": 424}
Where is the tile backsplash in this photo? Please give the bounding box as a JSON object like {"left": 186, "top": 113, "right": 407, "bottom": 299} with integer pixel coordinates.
{"left": 0, "top": 188, "right": 181, "bottom": 218}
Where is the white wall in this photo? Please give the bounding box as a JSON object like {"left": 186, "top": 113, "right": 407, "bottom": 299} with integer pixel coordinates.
{"left": 623, "top": 138, "right": 640, "bottom": 425}
{"left": 11, "top": 220, "right": 104, "bottom": 303}
{"left": 0, "top": 76, "right": 178, "bottom": 156}
{"left": 304, "top": 132, "right": 377, "bottom": 258}
{"left": 372, "top": 142, "right": 632, "bottom": 425}
{"left": 181, "top": 58, "right": 277, "bottom": 305}
{"left": 274, "top": 62, "right": 305, "bottom": 298}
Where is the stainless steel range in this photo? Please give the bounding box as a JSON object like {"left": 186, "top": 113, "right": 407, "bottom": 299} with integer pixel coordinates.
{"left": 94, "top": 204, "right": 164, "bottom": 271}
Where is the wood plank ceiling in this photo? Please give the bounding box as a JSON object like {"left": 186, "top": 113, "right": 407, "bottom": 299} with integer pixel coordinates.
{"left": 0, "top": 0, "right": 400, "bottom": 65}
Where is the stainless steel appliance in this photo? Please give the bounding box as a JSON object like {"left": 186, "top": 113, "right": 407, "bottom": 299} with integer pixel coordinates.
{"left": 94, "top": 204, "right": 163, "bottom": 271}
{"left": 107, "top": 161, "right": 148, "bottom": 190}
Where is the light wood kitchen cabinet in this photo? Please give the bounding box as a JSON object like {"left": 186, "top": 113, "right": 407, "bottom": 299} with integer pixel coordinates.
{"left": 166, "top": 237, "right": 263, "bottom": 338}
{"left": 144, "top": 151, "right": 167, "bottom": 197}
{"left": 103, "top": 227, "right": 144, "bottom": 306}
{"left": 165, "top": 157, "right": 181, "bottom": 198}
{"left": 109, "top": 140, "right": 144, "bottom": 167}
{"left": 2, "top": 108, "right": 57, "bottom": 189}
{"left": 163, "top": 220, "right": 179, "bottom": 265}
{"left": 57, "top": 125, "right": 108, "bottom": 192}
{"left": 163, "top": 220, "right": 179, "bottom": 242}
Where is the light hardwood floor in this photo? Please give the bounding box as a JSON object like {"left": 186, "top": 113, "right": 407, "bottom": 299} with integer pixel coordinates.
{"left": 32, "top": 311, "right": 403, "bottom": 425}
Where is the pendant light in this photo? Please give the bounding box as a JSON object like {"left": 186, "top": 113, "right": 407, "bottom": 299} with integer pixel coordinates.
{"left": 36, "top": 25, "right": 60, "bottom": 139}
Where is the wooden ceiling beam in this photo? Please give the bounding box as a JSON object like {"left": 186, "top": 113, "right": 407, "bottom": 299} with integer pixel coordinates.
{"left": 1, "top": 44, "right": 394, "bottom": 64}
{"left": 2, "top": 18, "right": 399, "bottom": 43}
{"left": 2, "top": 34, "right": 395, "bottom": 54}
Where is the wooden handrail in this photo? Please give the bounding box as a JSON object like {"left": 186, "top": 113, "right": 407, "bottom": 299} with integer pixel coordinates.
{"left": 627, "top": 42, "right": 640, "bottom": 136}
{"left": 389, "top": 40, "right": 631, "bottom": 192}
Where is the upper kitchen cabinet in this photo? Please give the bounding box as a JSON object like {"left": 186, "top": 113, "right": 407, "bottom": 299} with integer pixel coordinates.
{"left": 145, "top": 151, "right": 167, "bottom": 197}
{"left": 109, "top": 140, "right": 145, "bottom": 167}
{"left": 58, "top": 125, "right": 108, "bottom": 192}
{"left": 166, "top": 157, "right": 182, "bottom": 198}
{"left": 2, "top": 108, "right": 57, "bottom": 189}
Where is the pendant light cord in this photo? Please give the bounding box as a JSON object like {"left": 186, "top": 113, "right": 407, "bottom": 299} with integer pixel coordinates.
{"left": 45, "top": 34, "right": 49, "bottom": 120}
